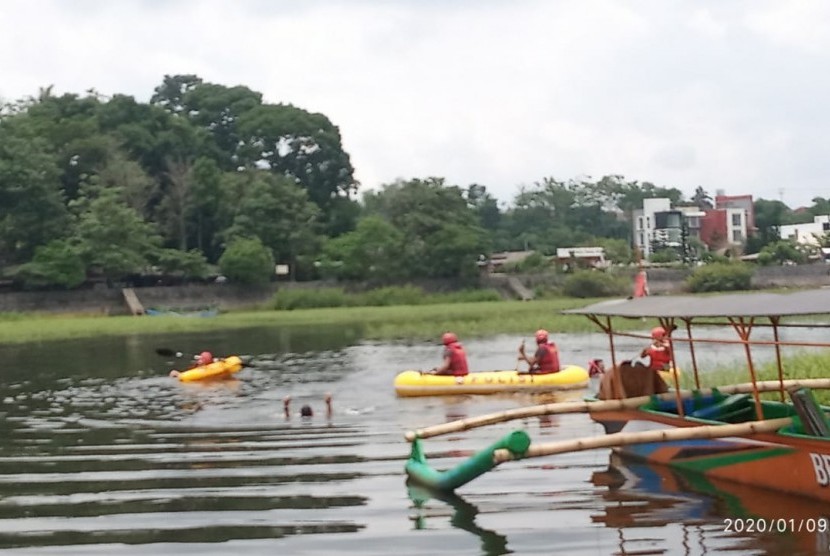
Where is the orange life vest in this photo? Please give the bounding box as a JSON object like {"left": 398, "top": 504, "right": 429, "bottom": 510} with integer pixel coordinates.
{"left": 645, "top": 344, "right": 672, "bottom": 371}
{"left": 445, "top": 342, "right": 469, "bottom": 376}
{"left": 534, "top": 343, "right": 560, "bottom": 374}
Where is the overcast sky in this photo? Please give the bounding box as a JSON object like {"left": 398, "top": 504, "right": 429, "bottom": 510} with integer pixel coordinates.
{"left": 1, "top": 0, "right": 828, "bottom": 209}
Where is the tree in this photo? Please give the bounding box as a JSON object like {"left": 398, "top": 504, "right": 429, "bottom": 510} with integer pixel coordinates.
{"left": 749, "top": 198, "right": 788, "bottom": 252}
{"left": 72, "top": 186, "right": 162, "bottom": 282}
{"left": 0, "top": 131, "right": 70, "bottom": 263}
{"left": 150, "top": 74, "right": 203, "bottom": 115}
{"left": 466, "top": 183, "right": 501, "bottom": 231}
{"left": 318, "top": 215, "right": 405, "bottom": 280}
{"left": 158, "top": 157, "right": 194, "bottom": 250}
{"left": 218, "top": 237, "right": 274, "bottom": 285}
{"left": 236, "top": 103, "right": 358, "bottom": 211}
{"left": 363, "top": 178, "right": 487, "bottom": 279}
{"left": 756, "top": 240, "right": 815, "bottom": 266}
{"left": 594, "top": 238, "right": 632, "bottom": 264}
{"left": 223, "top": 172, "right": 322, "bottom": 279}
{"left": 14, "top": 240, "right": 86, "bottom": 290}
{"left": 692, "top": 186, "right": 713, "bottom": 210}
{"left": 187, "top": 157, "right": 231, "bottom": 261}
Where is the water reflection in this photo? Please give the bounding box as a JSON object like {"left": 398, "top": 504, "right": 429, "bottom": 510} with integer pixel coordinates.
{"left": 0, "top": 326, "right": 828, "bottom": 554}
{"left": 592, "top": 453, "right": 830, "bottom": 555}
{"left": 408, "top": 482, "right": 510, "bottom": 556}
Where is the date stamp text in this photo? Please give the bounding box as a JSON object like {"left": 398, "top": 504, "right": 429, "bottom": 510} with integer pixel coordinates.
{"left": 723, "top": 517, "right": 829, "bottom": 534}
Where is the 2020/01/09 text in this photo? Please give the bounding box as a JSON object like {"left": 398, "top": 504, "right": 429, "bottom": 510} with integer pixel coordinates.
{"left": 723, "top": 517, "right": 828, "bottom": 534}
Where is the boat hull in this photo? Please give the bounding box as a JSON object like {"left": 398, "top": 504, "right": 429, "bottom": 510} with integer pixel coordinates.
{"left": 176, "top": 356, "right": 243, "bottom": 382}
{"left": 394, "top": 364, "right": 589, "bottom": 397}
{"left": 591, "top": 408, "right": 830, "bottom": 503}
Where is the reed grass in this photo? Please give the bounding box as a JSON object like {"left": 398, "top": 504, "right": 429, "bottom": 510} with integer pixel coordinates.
{"left": 0, "top": 297, "right": 635, "bottom": 345}
{"left": 696, "top": 351, "right": 830, "bottom": 404}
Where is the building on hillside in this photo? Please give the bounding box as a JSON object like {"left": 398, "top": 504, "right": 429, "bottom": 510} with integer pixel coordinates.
{"left": 555, "top": 247, "right": 607, "bottom": 269}
{"left": 488, "top": 250, "right": 535, "bottom": 272}
{"left": 676, "top": 206, "right": 705, "bottom": 242}
{"left": 632, "top": 198, "right": 673, "bottom": 258}
{"left": 715, "top": 193, "right": 756, "bottom": 235}
{"left": 633, "top": 195, "right": 752, "bottom": 258}
{"left": 779, "top": 215, "right": 830, "bottom": 246}
{"left": 700, "top": 207, "right": 749, "bottom": 248}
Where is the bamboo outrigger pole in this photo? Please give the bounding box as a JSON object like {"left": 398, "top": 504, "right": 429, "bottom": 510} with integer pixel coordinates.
{"left": 492, "top": 417, "right": 793, "bottom": 463}
{"left": 404, "top": 378, "right": 830, "bottom": 442}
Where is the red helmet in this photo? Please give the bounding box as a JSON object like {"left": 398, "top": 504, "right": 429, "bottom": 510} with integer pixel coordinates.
{"left": 535, "top": 329, "right": 549, "bottom": 344}
{"left": 442, "top": 332, "right": 458, "bottom": 345}
{"left": 651, "top": 327, "right": 666, "bottom": 340}
{"left": 198, "top": 351, "right": 214, "bottom": 364}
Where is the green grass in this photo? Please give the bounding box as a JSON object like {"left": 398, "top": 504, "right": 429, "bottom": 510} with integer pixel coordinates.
{"left": 686, "top": 351, "right": 830, "bottom": 405}
{"left": 0, "top": 297, "right": 641, "bottom": 345}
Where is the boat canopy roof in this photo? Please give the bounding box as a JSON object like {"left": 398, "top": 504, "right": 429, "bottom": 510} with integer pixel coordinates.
{"left": 563, "top": 288, "right": 830, "bottom": 319}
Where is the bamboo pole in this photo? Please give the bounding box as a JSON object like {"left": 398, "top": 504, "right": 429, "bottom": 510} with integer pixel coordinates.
{"left": 404, "top": 378, "right": 830, "bottom": 442}
{"left": 493, "top": 417, "right": 793, "bottom": 463}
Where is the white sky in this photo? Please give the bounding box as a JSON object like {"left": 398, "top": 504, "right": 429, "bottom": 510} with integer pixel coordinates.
{"left": 1, "top": 0, "right": 828, "bottom": 209}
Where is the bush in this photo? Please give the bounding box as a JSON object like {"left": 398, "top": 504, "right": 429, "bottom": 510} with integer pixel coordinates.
{"left": 272, "top": 287, "right": 349, "bottom": 310}
{"left": 354, "top": 285, "right": 425, "bottom": 306}
{"left": 561, "top": 270, "right": 628, "bottom": 298}
{"left": 271, "top": 286, "right": 503, "bottom": 310}
{"left": 218, "top": 238, "right": 274, "bottom": 286}
{"left": 687, "top": 263, "right": 753, "bottom": 292}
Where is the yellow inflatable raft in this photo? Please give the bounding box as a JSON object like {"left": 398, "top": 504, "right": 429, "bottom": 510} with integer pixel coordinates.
{"left": 659, "top": 367, "right": 682, "bottom": 385}
{"left": 176, "top": 356, "right": 243, "bottom": 382}
{"left": 394, "top": 364, "right": 590, "bottom": 397}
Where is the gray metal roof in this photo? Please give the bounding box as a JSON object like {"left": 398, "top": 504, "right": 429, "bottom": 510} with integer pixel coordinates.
{"left": 563, "top": 288, "right": 830, "bottom": 319}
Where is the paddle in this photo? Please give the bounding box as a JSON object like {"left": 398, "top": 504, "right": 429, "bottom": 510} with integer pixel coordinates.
{"left": 155, "top": 347, "right": 189, "bottom": 358}
{"left": 155, "top": 348, "right": 254, "bottom": 366}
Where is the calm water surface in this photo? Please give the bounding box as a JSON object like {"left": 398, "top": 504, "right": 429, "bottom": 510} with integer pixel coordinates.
{"left": 0, "top": 325, "right": 827, "bottom": 555}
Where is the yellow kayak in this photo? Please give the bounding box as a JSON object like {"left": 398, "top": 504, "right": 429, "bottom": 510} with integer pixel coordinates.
{"left": 394, "top": 364, "right": 590, "bottom": 397}
{"left": 659, "top": 367, "right": 682, "bottom": 385}
{"left": 176, "top": 356, "right": 243, "bottom": 382}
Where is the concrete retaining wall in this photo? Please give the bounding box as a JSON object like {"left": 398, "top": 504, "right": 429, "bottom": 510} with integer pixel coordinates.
{"left": 2, "top": 264, "right": 829, "bottom": 314}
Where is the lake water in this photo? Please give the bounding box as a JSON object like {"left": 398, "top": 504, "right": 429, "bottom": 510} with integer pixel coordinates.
{"left": 0, "top": 324, "right": 827, "bottom": 555}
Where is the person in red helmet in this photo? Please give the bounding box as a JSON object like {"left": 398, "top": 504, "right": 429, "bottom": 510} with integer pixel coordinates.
{"left": 641, "top": 326, "right": 672, "bottom": 371}
{"left": 518, "top": 329, "right": 560, "bottom": 374}
{"left": 425, "top": 332, "right": 469, "bottom": 376}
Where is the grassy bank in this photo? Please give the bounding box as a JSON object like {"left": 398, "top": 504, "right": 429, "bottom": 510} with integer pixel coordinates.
{"left": 0, "top": 297, "right": 645, "bottom": 345}
{"left": 695, "top": 351, "right": 830, "bottom": 404}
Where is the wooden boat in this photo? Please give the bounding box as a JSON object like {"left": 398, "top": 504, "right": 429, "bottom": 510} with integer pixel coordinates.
{"left": 402, "top": 288, "right": 830, "bottom": 504}
{"left": 175, "top": 356, "right": 243, "bottom": 382}
{"left": 393, "top": 365, "right": 589, "bottom": 397}
{"left": 592, "top": 453, "right": 830, "bottom": 554}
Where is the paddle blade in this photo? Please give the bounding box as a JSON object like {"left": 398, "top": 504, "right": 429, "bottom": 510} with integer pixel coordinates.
{"left": 155, "top": 348, "right": 181, "bottom": 358}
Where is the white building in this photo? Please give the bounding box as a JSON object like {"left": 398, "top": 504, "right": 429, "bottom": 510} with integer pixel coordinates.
{"left": 779, "top": 215, "right": 830, "bottom": 246}
{"left": 632, "top": 198, "right": 671, "bottom": 258}
{"left": 725, "top": 208, "right": 747, "bottom": 245}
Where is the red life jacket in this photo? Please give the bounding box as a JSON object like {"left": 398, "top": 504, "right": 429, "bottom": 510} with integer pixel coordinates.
{"left": 645, "top": 344, "right": 672, "bottom": 371}
{"left": 446, "top": 342, "right": 469, "bottom": 376}
{"left": 535, "top": 343, "right": 560, "bottom": 374}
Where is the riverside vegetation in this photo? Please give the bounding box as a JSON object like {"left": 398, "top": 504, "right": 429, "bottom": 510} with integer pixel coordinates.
{"left": 2, "top": 284, "right": 828, "bottom": 402}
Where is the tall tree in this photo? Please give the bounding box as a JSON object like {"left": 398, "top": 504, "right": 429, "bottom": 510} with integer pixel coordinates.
{"left": 72, "top": 187, "right": 162, "bottom": 282}
{"left": 0, "top": 130, "right": 69, "bottom": 263}
{"left": 692, "top": 186, "right": 714, "bottom": 210}
{"left": 236, "top": 103, "right": 358, "bottom": 208}
{"left": 466, "top": 183, "right": 501, "bottom": 231}
{"left": 224, "top": 171, "right": 322, "bottom": 280}
{"left": 363, "top": 178, "right": 487, "bottom": 279}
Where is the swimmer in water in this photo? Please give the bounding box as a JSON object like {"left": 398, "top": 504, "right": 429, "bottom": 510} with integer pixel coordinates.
{"left": 284, "top": 393, "right": 332, "bottom": 419}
